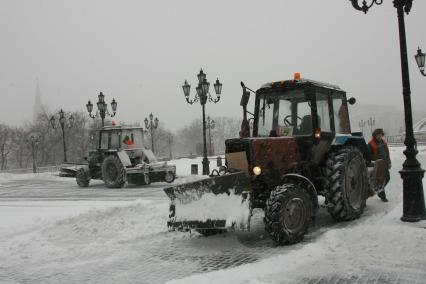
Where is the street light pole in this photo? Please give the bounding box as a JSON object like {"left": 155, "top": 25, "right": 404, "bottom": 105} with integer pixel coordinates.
{"left": 27, "top": 135, "right": 39, "bottom": 173}
{"left": 144, "top": 113, "right": 159, "bottom": 154}
{"left": 349, "top": 0, "right": 426, "bottom": 222}
{"left": 367, "top": 117, "right": 375, "bottom": 135}
{"left": 358, "top": 119, "right": 366, "bottom": 136}
{"left": 50, "top": 109, "right": 74, "bottom": 163}
{"left": 86, "top": 92, "right": 117, "bottom": 127}
{"left": 182, "top": 69, "right": 223, "bottom": 175}
{"left": 207, "top": 116, "right": 215, "bottom": 156}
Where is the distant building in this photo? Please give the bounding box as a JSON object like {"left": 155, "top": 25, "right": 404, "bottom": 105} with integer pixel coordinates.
{"left": 33, "top": 79, "right": 44, "bottom": 122}
{"left": 385, "top": 118, "right": 426, "bottom": 144}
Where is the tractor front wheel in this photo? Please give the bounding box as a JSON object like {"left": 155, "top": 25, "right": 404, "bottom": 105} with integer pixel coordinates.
{"left": 325, "top": 147, "right": 368, "bottom": 221}
{"left": 264, "top": 183, "right": 312, "bottom": 245}
{"left": 102, "top": 155, "right": 127, "bottom": 188}
{"left": 76, "top": 168, "right": 90, "bottom": 187}
{"left": 165, "top": 172, "right": 175, "bottom": 183}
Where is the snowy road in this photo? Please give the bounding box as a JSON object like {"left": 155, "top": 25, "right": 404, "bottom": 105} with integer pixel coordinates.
{"left": 1, "top": 148, "right": 426, "bottom": 284}
{"left": 0, "top": 174, "right": 334, "bottom": 283}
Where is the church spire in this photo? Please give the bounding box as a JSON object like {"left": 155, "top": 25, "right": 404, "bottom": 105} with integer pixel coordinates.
{"left": 33, "top": 78, "right": 43, "bottom": 121}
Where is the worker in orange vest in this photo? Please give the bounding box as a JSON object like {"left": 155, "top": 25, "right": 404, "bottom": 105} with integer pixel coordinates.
{"left": 368, "top": 128, "right": 391, "bottom": 202}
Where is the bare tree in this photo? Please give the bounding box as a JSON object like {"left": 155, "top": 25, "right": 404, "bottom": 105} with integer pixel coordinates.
{"left": 174, "top": 119, "right": 203, "bottom": 157}
{"left": 0, "top": 124, "right": 13, "bottom": 170}
{"left": 171, "top": 116, "right": 241, "bottom": 158}
{"left": 10, "top": 127, "right": 30, "bottom": 169}
{"left": 148, "top": 126, "right": 174, "bottom": 159}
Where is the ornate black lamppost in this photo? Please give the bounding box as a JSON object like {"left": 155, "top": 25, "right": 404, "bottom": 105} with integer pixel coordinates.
{"left": 349, "top": 0, "right": 425, "bottom": 222}
{"left": 50, "top": 109, "right": 74, "bottom": 163}
{"left": 86, "top": 92, "right": 117, "bottom": 127}
{"left": 358, "top": 119, "right": 366, "bottom": 136}
{"left": 414, "top": 47, "right": 426, "bottom": 76}
{"left": 207, "top": 116, "right": 215, "bottom": 156}
{"left": 26, "top": 135, "right": 39, "bottom": 173}
{"left": 144, "top": 113, "right": 159, "bottom": 154}
{"left": 182, "top": 69, "right": 222, "bottom": 175}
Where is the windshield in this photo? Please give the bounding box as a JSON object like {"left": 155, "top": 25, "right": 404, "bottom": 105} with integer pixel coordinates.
{"left": 257, "top": 89, "right": 309, "bottom": 137}
{"left": 121, "top": 130, "right": 143, "bottom": 149}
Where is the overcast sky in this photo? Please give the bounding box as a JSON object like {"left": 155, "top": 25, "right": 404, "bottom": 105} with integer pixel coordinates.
{"left": 1, "top": 0, "right": 425, "bottom": 129}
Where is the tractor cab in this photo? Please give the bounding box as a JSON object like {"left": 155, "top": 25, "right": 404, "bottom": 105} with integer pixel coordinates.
{"left": 98, "top": 126, "right": 145, "bottom": 151}
{"left": 253, "top": 77, "right": 353, "bottom": 139}
{"left": 225, "top": 75, "right": 360, "bottom": 189}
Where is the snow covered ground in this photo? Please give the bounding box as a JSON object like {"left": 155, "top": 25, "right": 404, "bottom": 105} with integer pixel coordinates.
{"left": 0, "top": 149, "right": 425, "bottom": 283}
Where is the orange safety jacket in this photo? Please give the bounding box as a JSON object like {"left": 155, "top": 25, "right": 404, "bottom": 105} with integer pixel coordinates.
{"left": 368, "top": 138, "right": 390, "bottom": 162}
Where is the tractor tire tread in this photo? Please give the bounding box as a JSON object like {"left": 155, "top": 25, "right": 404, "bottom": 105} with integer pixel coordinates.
{"left": 102, "top": 155, "right": 127, "bottom": 188}
{"left": 325, "top": 146, "right": 368, "bottom": 221}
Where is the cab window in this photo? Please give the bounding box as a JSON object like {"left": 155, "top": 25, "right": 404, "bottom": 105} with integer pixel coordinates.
{"left": 316, "top": 93, "right": 332, "bottom": 132}
{"left": 333, "top": 96, "right": 350, "bottom": 133}
{"left": 110, "top": 132, "right": 120, "bottom": 149}
{"left": 122, "top": 130, "right": 143, "bottom": 149}
{"left": 257, "top": 89, "right": 306, "bottom": 137}
{"left": 100, "top": 132, "right": 109, "bottom": 149}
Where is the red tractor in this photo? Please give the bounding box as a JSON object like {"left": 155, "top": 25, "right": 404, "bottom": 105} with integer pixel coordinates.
{"left": 164, "top": 75, "right": 384, "bottom": 245}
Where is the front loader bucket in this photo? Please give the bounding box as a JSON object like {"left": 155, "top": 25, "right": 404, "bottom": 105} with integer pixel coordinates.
{"left": 164, "top": 172, "right": 251, "bottom": 231}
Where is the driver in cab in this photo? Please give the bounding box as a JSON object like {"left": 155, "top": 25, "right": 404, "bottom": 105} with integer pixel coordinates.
{"left": 123, "top": 135, "right": 134, "bottom": 146}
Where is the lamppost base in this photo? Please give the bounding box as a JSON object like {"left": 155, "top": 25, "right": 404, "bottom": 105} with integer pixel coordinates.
{"left": 399, "top": 167, "right": 426, "bottom": 222}
{"left": 400, "top": 215, "right": 426, "bottom": 222}
{"left": 202, "top": 157, "right": 210, "bottom": 176}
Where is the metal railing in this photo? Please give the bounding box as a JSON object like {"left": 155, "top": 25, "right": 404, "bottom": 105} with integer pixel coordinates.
{"left": 386, "top": 135, "right": 426, "bottom": 147}
{"left": 0, "top": 166, "right": 60, "bottom": 174}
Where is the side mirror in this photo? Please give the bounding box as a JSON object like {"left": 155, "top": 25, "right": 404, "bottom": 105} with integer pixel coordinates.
{"left": 348, "top": 97, "right": 356, "bottom": 105}
{"left": 240, "top": 82, "right": 250, "bottom": 107}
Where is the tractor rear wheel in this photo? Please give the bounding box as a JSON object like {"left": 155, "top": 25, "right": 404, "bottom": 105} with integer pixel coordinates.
{"left": 264, "top": 183, "right": 312, "bottom": 245}
{"left": 76, "top": 168, "right": 90, "bottom": 187}
{"left": 102, "top": 155, "right": 126, "bottom": 188}
{"left": 325, "top": 147, "right": 368, "bottom": 221}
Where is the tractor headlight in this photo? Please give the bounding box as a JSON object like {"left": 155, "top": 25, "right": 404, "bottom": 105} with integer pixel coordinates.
{"left": 253, "top": 166, "right": 262, "bottom": 176}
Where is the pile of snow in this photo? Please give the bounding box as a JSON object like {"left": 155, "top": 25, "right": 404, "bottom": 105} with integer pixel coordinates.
{"left": 0, "top": 199, "right": 171, "bottom": 271}
{"left": 43, "top": 199, "right": 168, "bottom": 242}
{"left": 174, "top": 189, "right": 250, "bottom": 228}
{"left": 0, "top": 200, "right": 134, "bottom": 236}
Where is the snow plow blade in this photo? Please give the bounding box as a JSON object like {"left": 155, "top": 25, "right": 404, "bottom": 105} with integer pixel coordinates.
{"left": 164, "top": 172, "right": 251, "bottom": 231}
{"left": 59, "top": 162, "right": 88, "bottom": 177}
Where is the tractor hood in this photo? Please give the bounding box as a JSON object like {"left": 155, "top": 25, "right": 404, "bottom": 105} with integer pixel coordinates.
{"left": 225, "top": 137, "right": 301, "bottom": 177}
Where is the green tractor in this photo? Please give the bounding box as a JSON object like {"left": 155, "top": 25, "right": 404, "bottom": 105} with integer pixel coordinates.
{"left": 164, "top": 74, "right": 385, "bottom": 244}
{"left": 62, "top": 126, "right": 176, "bottom": 188}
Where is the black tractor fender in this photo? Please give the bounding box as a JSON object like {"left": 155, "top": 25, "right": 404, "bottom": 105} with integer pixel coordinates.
{"left": 332, "top": 135, "right": 372, "bottom": 164}
{"left": 102, "top": 150, "right": 132, "bottom": 167}
{"left": 280, "top": 173, "right": 319, "bottom": 215}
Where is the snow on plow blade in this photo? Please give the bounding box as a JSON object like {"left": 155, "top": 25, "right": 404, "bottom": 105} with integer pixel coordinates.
{"left": 164, "top": 172, "right": 251, "bottom": 231}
